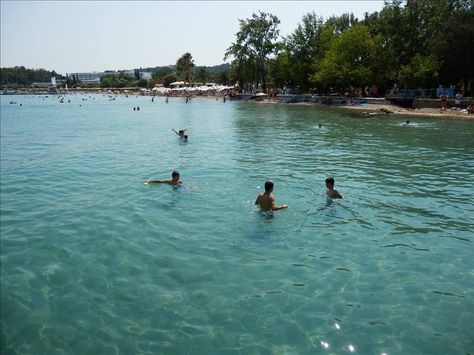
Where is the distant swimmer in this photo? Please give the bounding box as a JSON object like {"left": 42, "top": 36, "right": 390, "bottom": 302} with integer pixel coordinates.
{"left": 172, "top": 129, "right": 188, "bottom": 141}
{"left": 145, "top": 170, "right": 182, "bottom": 186}
{"left": 405, "top": 120, "right": 410, "bottom": 125}
{"left": 255, "top": 181, "right": 288, "bottom": 211}
{"left": 318, "top": 124, "right": 322, "bottom": 128}
{"left": 325, "top": 177, "right": 343, "bottom": 199}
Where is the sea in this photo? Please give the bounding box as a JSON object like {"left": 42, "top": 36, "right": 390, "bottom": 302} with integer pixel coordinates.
{"left": 1, "top": 93, "right": 473, "bottom": 354}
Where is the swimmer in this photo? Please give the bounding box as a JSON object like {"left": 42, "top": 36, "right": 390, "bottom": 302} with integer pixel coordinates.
{"left": 405, "top": 120, "right": 410, "bottom": 125}
{"left": 172, "top": 129, "right": 187, "bottom": 140}
{"left": 255, "top": 181, "right": 288, "bottom": 211}
{"left": 326, "top": 177, "right": 343, "bottom": 199}
{"left": 145, "top": 170, "right": 182, "bottom": 186}
{"left": 318, "top": 124, "right": 322, "bottom": 128}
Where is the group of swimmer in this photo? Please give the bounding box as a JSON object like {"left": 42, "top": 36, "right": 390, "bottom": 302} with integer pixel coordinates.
{"left": 145, "top": 124, "right": 343, "bottom": 211}
{"left": 145, "top": 171, "right": 343, "bottom": 212}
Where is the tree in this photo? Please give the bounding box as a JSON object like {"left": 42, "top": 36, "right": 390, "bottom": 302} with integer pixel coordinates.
{"left": 284, "top": 12, "right": 325, "bottom": 91}
{"left": 434, "top": 7, "right": 474, "bottom": 92}
{"left": 137, "top": 78, "right": 148, "bottom": 88}
{"left": 195, "top": 66, "right": 209, "bottom": 84}
{"left": 176, "top": 52, "right": 195, "bottom": 84}
{"left": 152, "top": 67, "right": 174, "bottom": 79}
{"left": 162, "top": 72, "right": 178, "bottom": 87}
{"left": 224, "top": 11, "right": 281, "bottom": 91}
{"left": 312, "top": 24, "right": 386, "bottom": 91}
{"left": 214, "top": 69, "right": 230, "bottom": 85}
{"left": 268, "top": 52, "right": 292, "bottom": 89}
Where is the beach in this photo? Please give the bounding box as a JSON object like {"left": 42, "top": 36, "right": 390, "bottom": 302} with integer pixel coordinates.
{"left": 340, "top": 102, "right": 474, "bottom": 119}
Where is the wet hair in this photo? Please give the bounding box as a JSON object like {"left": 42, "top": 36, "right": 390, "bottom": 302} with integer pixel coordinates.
{"left": 172, "top": 171, "right": 180, "bottom": 178}
{"left": 178, "top": 130, "right": 184, "bottom": 135}
{"left": 326, "top": 177, "right": 335, "bottom": 186}
{"left": 264, "top": 181, "right": 274, "bottom": 193}
{"left": 184, "top": 135, "right": 188, "bottom": 139}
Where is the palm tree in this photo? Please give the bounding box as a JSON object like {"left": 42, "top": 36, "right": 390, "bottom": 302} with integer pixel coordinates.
{"left": 176, "top": 52, "right": 195, "bottom": 85}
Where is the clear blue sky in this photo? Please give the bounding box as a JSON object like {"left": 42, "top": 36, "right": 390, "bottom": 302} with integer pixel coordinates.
{"left": 1, "top": 1, "right": 384, "bottom": 75}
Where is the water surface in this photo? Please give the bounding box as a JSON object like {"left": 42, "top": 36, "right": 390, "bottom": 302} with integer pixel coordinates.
{"left": 1, "top": 94, "right": 473, "bottom": 354}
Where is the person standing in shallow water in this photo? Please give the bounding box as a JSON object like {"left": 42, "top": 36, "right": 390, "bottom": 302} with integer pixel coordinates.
{"left": 326, "top": 177, "right": 343, "bottom": 199}
{"left": 255, "top": 181, "right": 288, "bottom": 211}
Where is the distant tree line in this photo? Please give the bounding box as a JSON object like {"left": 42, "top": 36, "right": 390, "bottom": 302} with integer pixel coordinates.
{"left": 0, "top": 67, "right": 62, "bottom": 87}
{"left": 224, "top": 0, "right": 473, "bottom": 95}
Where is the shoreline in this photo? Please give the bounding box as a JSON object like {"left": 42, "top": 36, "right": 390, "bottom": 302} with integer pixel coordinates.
{"left": 251, "top": 99, "right": 474, "bottom": 120}
{"left": 2, "top": 89, "right": 473, "bottom": 119}
{"left": 340, "top": 102, "right": 474, "bottom": 119}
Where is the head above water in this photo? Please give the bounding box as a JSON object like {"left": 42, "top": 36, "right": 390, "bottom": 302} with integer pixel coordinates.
{"left": 325, "top": 177, "right": 335, "bottom": 187}
{"left": 172, "top": 171, "right": 180, "bottom": 179}
{"left": 265, "top": 181, "right": 274, "bottom": 193}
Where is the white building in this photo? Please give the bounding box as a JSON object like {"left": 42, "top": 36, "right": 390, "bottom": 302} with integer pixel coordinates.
{"left": 69, "top": 70, "right": 152, "bottom": 83}
{"left": 69, "top": 72, "right": 102, "bottom": 84}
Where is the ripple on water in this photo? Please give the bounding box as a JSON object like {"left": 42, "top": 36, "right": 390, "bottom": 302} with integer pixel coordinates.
{"left": 1, "top": 95, "right": 474, "bottom": 354}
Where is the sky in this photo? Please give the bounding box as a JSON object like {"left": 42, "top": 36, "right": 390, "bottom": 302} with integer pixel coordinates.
{"left": 1, "top": 1, "right": 385, "bottom": 75}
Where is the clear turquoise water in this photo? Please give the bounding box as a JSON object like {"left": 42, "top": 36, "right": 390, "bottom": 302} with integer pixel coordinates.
{"left": 1, "top": 94, "right": 473, "bottom": 354}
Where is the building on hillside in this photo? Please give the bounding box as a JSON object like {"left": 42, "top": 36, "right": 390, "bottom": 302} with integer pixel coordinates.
{"left": 69, "top": 72, "right": 102, "bottom": 84}
{"left": 69, "top": 70, "right": 152, "bottom": 83}
{"left": 139, "top": 72, "right": 152, "bottom": 80}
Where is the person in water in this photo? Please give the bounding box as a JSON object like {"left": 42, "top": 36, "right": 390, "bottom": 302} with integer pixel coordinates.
{"left": 255, "top": 181, "right": 288, "bottom": 211}
{"left": 145, "top": 171, "right": 182, "bottom": 186}
{"left": 326, "top": 177, "right": 343, "bottom": 199}
{"left": 172, "top": 129, "right": 186, "bottom": 138}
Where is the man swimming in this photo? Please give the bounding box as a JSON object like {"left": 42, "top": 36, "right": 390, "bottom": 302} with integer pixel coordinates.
{"left": 325, "top": 177, "right": 343, "bottom": 199}
{"left": 172, "top": 129, "right": 188, "bottom": 140}
{"left": 145, "top": 170, "right": 182, "bottom": 186}
{"left": 255, "top": 181, "right": 288, "bottom": 211}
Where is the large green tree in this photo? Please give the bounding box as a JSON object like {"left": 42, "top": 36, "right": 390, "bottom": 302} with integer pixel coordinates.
{"left": 284, "top": 12, "right": 325, "bottom": 91}
{"left": 224, "top": 11, "right": 280, "bottom": 91}
{"left": 434, "top": 7, "right": 474, "bottom": 92}
{"left": 312, "top": 24, "right": 386, "bottom": 91}
{"left": 176, "top": 52, "right": 195, "bottom": 84}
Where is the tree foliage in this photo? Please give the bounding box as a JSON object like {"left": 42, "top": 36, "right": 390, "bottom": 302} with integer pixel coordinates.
{"left": 223, "top": 0, "right": 473, "bottom": 95}
{"left": 162, "top": 72, "right": 178, "bottom": 87}
{"left": 100, "top": 73, "right": 135, "bottom": 88}
{"left": 176, "top": 52, "right": 195, "bottom": 83}
{"left": 283, "top": 12, "right": 324, "bottom": 91}
{"left": 0, "top": 66, "right": 61, "bottom": 86}
{"left": 225, "top": 11, "right": 280, "bottom": 91}
{"left": 195, "top": 67, "right": 209, "bottom": 84}
{"left": 312, "top": 24, "right": 387, "bottom": 90}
